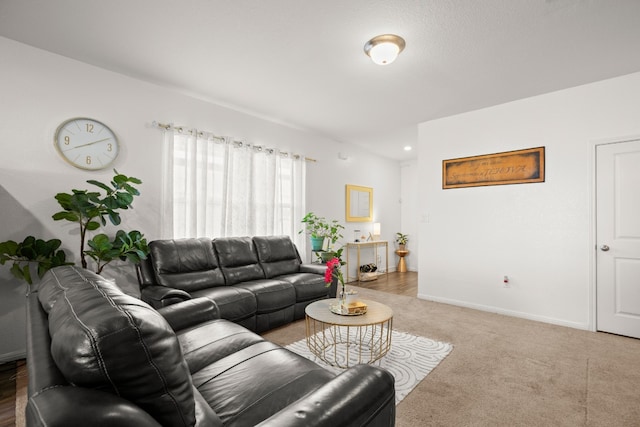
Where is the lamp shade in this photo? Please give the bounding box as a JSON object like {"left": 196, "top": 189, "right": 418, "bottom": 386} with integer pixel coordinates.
{"left": 373, "top": 222, "right": 381, "bottom": 240}
{"left": 364, "top": 34, "right": 406, "bottom": 65}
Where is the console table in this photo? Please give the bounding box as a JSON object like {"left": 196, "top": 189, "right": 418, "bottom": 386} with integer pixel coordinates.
{"left": 345, "top": 240, "right": 389, "bottom": 283}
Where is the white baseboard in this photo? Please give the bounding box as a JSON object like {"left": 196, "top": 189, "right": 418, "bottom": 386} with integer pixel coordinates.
{"left": 418, "top": 293, "right": 589, "bottom": 331}
{"left": 387, "top": 267, "right": 418, "bottom": 273}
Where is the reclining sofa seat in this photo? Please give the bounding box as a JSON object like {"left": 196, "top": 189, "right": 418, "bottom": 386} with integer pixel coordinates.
{"left": 137, "top": 235, "right": 328, "bottom": 333}
{"left": 139, "top": 237, "right": 258, "bottom": 331}
{"left": 26, "top": 265, "right": 396, "bottom": 426}
{"left": 252, "top": 235, "right": 330, "bottom": 319}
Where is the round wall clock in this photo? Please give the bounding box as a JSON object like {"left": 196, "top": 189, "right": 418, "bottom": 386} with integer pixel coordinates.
{"left": 54, "top": 117, "right": 119, "bottom": 170}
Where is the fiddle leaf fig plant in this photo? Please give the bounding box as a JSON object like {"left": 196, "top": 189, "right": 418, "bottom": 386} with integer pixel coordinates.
{"left": 0, "top": 170, "right": 148, "bottom": 285}
{"left": 85, "top": 230, "right": 148, "bottom": 275}
{"left": 52, "top": 170, "right": 144, "bottom": 270}
{"left": 0, "top": 236, "right": 71, "bottom": 284}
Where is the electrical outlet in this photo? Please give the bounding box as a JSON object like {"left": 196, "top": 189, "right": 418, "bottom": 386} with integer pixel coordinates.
{"left": 503, "top": 275, "right": 510, "bottom": 288}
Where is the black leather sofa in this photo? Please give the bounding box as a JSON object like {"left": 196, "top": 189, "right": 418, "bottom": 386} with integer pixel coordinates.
{"left": 137, "top": 235, "right": 331, "bottom": 332}
{"left": 26, "top": 265, "right": 396, "bottom": 426}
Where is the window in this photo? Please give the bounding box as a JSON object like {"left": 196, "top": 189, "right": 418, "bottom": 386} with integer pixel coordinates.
{"left": 161, "top": 128, "right": 307, "bottom": 255}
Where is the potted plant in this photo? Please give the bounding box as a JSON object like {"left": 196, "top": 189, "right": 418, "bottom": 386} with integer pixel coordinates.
{"left": 395, "top": 232, "right": 409, "bottom": 250}
{"left": 299, "top": 212, "right": 344, "bottom": 253}
{"left": 0, "top": 170, "right": 148, "bottom": 285}
{"left": 52, "top": 170, "right": 148, "bottom": 272}
{"left": 321, "top": 220, "right": 345, "bottom": 263}
{"left": 84, "top": 230, "right": 148, "bottom": 275}
{"left": 0, "top": 236, "right": 71, "bottom": 284}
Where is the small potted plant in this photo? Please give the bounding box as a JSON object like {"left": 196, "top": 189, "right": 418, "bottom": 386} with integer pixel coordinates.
{"left": 395, "top": 232, "right": 409, "bottom": 250}
{"left": 299, "top": 212, "right": 344, "bottom": 254}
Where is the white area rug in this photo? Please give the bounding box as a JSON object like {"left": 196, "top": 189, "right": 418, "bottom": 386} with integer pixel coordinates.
{"left": 286, "top": 330, "right": 453, "bottom": 404}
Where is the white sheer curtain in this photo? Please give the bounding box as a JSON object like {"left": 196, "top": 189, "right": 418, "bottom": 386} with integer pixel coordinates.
{"left": 160, "top": 126, "right": 307, "bottom": 258}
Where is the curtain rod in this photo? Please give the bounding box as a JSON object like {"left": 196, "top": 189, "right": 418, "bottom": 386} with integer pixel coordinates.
{"left": 152, "top": 121, "right": 317, "bottom": 163}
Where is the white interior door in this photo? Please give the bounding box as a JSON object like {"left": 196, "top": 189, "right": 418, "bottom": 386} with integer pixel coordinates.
{"left": 596, "top": 139, "right": 640, "bottom": 339}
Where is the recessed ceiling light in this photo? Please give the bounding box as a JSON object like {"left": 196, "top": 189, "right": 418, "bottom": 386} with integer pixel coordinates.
{"left": 404, "top": 146, "right": 412, "bottom": 151}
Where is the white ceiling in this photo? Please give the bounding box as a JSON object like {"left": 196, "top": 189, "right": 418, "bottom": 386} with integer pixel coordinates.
{"left": 2, "top": 0, "right": 640, "bottom": 161}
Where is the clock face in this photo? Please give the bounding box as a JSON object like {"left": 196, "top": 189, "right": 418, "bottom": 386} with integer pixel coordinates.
{"left": 54, "top": 118, "right": 119, "bottom": 170}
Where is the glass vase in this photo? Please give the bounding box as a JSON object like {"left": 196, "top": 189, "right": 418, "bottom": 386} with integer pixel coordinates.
{"left": 339, "top": 286, "right": 347, "bottom": 310}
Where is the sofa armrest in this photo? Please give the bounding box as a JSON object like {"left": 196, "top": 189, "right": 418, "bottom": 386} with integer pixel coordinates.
{"left": 299, "top": 263, "right": 326, "bottom": 275}
{"left": 26, "top": 386, "right": 161, "bottom": 427}
{"left": 157, "top": 297, "right": 221, "bottom": 331}
{"left": 141, "top": 285, "right": 191, "bottom": 309}
{"left": 256, "top": 365, "right": 395, "bottom": 427}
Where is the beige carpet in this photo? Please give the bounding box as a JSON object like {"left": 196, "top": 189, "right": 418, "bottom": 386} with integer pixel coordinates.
{"left": 286, "top": 329, "right": 453, "bottom": 404}
{"left": 263, "top": 286, "right": 640, "bottom": 427}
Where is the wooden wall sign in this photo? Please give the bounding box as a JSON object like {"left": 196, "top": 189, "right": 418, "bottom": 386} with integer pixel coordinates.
{"left": 443, "top": 147, "right": 545, "bottom": 189}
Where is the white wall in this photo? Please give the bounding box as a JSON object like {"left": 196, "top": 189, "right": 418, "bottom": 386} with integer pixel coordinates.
{"left": 0, "top": 37, "right": 401, "bottom": 361}
{"left": 418, "top": 71, "right": 640, "bottom": 330}
{"left": 400, "top": 159, "right": 419, "bottom": 272}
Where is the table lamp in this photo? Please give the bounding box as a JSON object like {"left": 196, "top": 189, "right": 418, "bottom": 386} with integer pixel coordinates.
{"left": 372, "top": 223, "right": 381, "bottom": 240}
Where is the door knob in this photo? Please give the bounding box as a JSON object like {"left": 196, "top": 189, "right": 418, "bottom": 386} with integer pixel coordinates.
{"left": 600, "top": 245, "right": 610, "bottom": 251}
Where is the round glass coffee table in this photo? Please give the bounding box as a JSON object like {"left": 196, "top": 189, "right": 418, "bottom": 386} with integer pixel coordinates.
{"left": 304, "top": 299, "right": 393, "bottom": 368}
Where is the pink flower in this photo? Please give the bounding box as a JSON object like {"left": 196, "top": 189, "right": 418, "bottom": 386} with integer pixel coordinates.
{"left": 324, "top": 257, "right": 344, "bottom": 286}
{"left": 326, "top": 258, "right": 340, "bottom": 269}
{"left": 324, "top": 267, "right": 333, "bottom": 284}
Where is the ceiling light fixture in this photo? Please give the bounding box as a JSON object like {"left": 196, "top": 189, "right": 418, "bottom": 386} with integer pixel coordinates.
{"left": 364, "top": 34, "right": 406, "bottom": 65}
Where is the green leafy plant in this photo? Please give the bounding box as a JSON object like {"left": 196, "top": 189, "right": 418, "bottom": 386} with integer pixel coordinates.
{"left": 0, "top": 236, "right": 71, "bottom": 284}
{"left": 395, "top": 232, "right": 409, "bottom": 245}
{"left": 0, "top": 170, "right": 149, "bottom": 285}
{"left": 299, "top": 212, "right": 344, "bottom": 247}
{"left": 300, "top": 212, "right": 345, "bottom": 262}
{"left": 52, "top": 170, "right": 146, "bottom": 270}
{"left": 85, "top": 230, "right": 148, "bottom": 275}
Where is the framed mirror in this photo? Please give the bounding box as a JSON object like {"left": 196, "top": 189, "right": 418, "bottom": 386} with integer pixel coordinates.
{"left": 345, "top": 184, "right": 373, "bottom": 222}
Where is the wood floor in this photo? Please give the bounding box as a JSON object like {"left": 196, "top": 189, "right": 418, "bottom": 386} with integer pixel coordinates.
{"left": 0, "top": 271, "right": 417, "bottom": 426}
{"left": 0, "top": 360, "right": 19, "bottom": 427}
{"left": 350, "top": 270, "right": 417, "bottom": 297}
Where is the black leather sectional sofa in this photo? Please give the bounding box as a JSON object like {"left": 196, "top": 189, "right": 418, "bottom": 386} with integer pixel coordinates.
{"left": 26, "top": 265, "right": 395, "bottom": 426}
{"left": 137, "top": 235, "right": 331, "bottom": 332}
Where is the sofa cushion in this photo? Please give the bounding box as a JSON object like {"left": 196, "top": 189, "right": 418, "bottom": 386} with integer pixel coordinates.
{"left": 213, "top": 237, "right": 266, "bottom": 285}
{"left": 38, "top": 266, "right": 196, "bottom": 427}
{"left": 253, "top": 235, "right": 302, "bottom": 278}
{"left": 190, "top": 286, "right": 257, "bottom": 323}
{"left": 191, "top": 341, "right": 335, "bottom": 427}
{"left": 149, "top": 238, "right": 226, "bottom": 292}
{"left": 235, "top": 279, "right": 295, "bottom": 313}
{"left": 175, "top": 318, "right": 266, "bottom": 373}
{"left": 278, "top": 272, "right": 328, "bottom": 301}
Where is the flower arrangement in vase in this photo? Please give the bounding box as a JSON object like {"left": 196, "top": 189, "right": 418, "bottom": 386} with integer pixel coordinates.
{"left": 324, "top": 256, "right": 366, "bottom": 315}
{"left": 324, "top": 256, "right": 346, "bottom": 302}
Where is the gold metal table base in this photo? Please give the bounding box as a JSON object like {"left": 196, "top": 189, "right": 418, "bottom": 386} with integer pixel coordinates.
{"left": 305, "top": 299, "right": 393, "bottom": 369}
{"left": 395, "top": 249, "right": 409, "bottom": 273}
